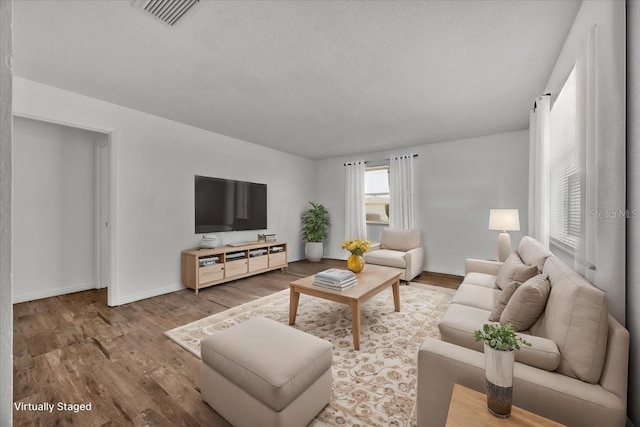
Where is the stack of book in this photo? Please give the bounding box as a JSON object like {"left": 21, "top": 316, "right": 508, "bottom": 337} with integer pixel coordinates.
{"left": 313, "top": 269, "right": 357, "bottom": 290}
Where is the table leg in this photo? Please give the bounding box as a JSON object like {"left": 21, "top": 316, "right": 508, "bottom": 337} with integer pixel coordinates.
{"left": 392, "top": 278, "right": 400, "bottom": 312}
{"left": 350, "top": 301, "right": 361, "bottom": 351}
{"left": 289, "top": 288, "right": 300, "bottom": 325}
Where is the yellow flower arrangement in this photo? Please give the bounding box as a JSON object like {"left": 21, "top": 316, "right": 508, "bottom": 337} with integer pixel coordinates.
{"left": 341, "top": 238, "right": 371, "bottom": 256}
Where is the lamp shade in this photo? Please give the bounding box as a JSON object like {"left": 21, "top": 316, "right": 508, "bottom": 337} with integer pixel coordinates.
{"left": 489, "top": 209, "right": 520, "bottom": 232}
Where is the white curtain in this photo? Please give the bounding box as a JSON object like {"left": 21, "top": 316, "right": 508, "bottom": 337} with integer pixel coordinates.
{"left": 573, "top": 25, "right": 598, "bottom": 281}
{"left": 345, "top": 161, "right": 366, "bottom": 239}
{"left": 528, "top": 95, "right": 551, "bottom": 248}
{"left": 389, "top": 154, "right": 416, "bottom": 229}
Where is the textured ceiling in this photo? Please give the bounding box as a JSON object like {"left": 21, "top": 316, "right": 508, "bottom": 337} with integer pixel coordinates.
{"left": 13, "top": 0, "right": 581, "bottom": 160}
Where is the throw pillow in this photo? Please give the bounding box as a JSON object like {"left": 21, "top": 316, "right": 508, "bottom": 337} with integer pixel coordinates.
{"left": 488, "top": 281, "right": 520, "bottom": 322}
{"left": 495, "top": 251, "right": 539, "bottom": 290}
{"left": 500, "top": 274, "right": 551, "bottom": 331}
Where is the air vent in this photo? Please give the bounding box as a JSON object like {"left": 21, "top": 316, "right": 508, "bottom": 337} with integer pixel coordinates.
{"left": 134, "top": 0, "right": 199, "bottom": 27}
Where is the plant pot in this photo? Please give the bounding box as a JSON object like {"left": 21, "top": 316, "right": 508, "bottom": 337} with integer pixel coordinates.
{"left": 484, "top": 343, "right": 515, "bottom": 418}
{"left": 347, "top": 254, "right": 365, "bottom": 273}
{"left": 305, "top": 242, "right": 324, "bottom": 262}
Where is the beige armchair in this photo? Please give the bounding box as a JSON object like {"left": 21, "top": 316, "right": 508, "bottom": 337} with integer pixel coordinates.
{"left": 363, "top": 228, "right": 425, "bottom": 281}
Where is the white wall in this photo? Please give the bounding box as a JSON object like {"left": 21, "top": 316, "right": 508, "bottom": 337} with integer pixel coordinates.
{"left": 13, "top": 78, "right": 316, "bottom": 306}
{"left": 627, "top": 1, "right": 639, "bottom": 425}
{"left": 315, "top": 130, "right": 530, "bottom": 276}
{"left": 13, "top": 117, "right": 102, "bottom": 303}
{"left": 544, "top": 0, "right": 626, "bottom": 323}
{"left": 0, "top": 1, "right": 12, "bottom": 424}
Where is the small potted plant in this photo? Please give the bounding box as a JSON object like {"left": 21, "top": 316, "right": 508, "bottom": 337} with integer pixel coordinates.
{"left": 340, "top": 238, "right": 371, "bottom": 273}
{"left": 474, "top": 323, "right": 531, "bottom": 418}
{"left": 301, "top": 202, "right": 330, "bottom": 262}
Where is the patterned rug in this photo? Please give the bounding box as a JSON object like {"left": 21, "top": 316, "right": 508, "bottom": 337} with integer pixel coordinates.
{"left": 165, "top": 282, "right": 454, "bottom": 426}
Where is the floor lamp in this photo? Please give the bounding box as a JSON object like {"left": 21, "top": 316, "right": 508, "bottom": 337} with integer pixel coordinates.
{"left": 489, "top": 209, "right": 520, "bottom": 262}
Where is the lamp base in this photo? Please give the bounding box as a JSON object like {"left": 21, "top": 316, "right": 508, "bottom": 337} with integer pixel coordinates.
{"left": 497, "top": 232, "right": 512, "bottom": 262}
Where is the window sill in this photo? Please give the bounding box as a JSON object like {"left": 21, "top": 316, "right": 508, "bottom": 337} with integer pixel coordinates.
{"left": 366, "top": 221, "right": 389, "bottom": 225}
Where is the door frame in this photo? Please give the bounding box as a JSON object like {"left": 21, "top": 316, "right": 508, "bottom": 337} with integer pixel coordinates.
{"left": 12, "top": 113, "right": 119, "bottom": 306}
{"left": 95, "top": 140, "right": 110, "bottom": 292}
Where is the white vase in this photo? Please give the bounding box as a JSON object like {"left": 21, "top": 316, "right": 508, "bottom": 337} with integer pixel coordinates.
{"left": 484, "top": 343, "right": 515, "bottom": 418}
{"left": 305, "top": 242, "right": 324, "bottom": 262}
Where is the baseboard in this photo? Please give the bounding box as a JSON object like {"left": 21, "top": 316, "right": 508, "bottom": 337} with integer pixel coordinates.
{"left": 115, "top": 284, "right": 181, "bottom": 306}
{"left": 422, "top": 270, "right": 465, "bottom": 279}
{"left": 13, "top": 282, "right": 95, "bottom": 304}
{"left": 423, "top": 267, "right": 465, "bottom": 277}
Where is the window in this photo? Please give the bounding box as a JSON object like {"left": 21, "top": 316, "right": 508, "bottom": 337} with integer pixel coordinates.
{"left": 365, "top": 166, "right": 389, "bottom": 224}
{"left": 549, "top": 66, "right": 583, "bottom": 254}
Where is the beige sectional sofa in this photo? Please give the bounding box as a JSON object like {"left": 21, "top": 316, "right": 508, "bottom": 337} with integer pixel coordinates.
{"left": 417, "top": 236, "right": 629, "bottom": 427}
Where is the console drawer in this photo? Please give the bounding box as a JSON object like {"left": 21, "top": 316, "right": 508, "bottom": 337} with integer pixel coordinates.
{"left": 199, "top": 264, "right": 224, "bottom": 284}
{"left": 226, "top": 259, "right": 248, "bottom": 278}
{"left": 269, "top": 252, "right": 287, "bottom": 268}
{"left": 249, "top": 255, "right": 269, "bottom": 272}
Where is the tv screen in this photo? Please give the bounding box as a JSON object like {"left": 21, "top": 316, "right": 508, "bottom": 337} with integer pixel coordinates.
{"left": 195, "top": 176, "right": 267, "bottom": 233}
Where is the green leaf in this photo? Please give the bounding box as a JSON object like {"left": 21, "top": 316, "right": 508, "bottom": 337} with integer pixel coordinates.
{"left": 301, "top": 201, "right": 331, "bottom": 242}
{"left": 473, "top": 322, "right": 532, "bottom": 351}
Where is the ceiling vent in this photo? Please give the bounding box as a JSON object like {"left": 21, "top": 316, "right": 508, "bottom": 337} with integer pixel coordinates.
{"left": 133, "top": 0, "right": 199, "bottom": 27}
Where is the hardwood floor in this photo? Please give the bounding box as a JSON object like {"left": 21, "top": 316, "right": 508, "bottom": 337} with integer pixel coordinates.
{"left": 12, "top": 259, "right": 461, "bottom": 426}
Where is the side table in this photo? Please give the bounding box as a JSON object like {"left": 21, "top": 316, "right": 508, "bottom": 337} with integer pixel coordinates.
{"left": 445, "top": 383, "right": 566, "bottom": 427}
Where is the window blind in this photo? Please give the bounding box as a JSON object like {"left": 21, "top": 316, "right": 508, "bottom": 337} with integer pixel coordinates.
{"left": 365, "top": 167, "right": 389, "bottom": 195}
{"left": 365, "top": 166, "right": 390, "bottom": 224}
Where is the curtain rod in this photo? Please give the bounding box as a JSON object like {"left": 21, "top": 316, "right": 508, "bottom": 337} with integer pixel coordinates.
{"left": 343, "top": 154, "right": 418, "bottom": 166}
{"left": 533, "top": 93, "right": 551, "bottom": 110}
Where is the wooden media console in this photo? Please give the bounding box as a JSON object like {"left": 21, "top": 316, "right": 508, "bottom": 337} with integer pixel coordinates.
{"left": 181, "top": 241, "right": 288, "bottom": 294}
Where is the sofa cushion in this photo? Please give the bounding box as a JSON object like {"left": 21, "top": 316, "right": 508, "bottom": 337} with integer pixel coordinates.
{"left": 495, "top": 252, "right": 539, "bottom": 290}
{"left": 380, "top": 228, "right": 422, "bottom": 252}
{"left": 500, "top": 274, "right": 550, "bottom": 331}
{"left": 451, "top": 284, "right": 501, "bottom": 311}
{"left": 438, "top": 303, "right": 561, "bottom": 371}
{"left": 518, "top": 236, "right": 552, "bottom": 271}
{"left": 462, "top": 272, "right": 498, "bottom": 289}
{"left": 488, "top": 281, "right": 519, "bottom": 322}
{"left": 438, "top": 303, "right": 488, "bottom": 352}
{"left": 363, "top": 249, "right": 406, "bottom": 269}
{"left": 530, "top": 256, "right": 609, "bottom": 384}
{"left": 516, "top": 334, "right": 561, "bottom": 372}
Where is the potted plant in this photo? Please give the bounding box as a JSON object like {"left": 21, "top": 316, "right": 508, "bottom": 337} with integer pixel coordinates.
{"left": 300, "top": 201, "right": 330, "bottom": 262}
{"left": 474, "top": 323, "right": 531, "bottom": 418}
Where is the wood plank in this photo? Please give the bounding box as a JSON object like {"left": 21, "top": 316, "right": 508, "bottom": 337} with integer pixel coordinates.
{"left": 445, "top": 384, "right": 566, "bottom": 427}
{"left": 13, "top": 259, "right": 460, "bottom": 425}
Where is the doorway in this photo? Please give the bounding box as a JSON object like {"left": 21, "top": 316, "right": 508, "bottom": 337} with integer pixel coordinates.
{"left": 12, "top": 116, "right": 115, "bottom": 306}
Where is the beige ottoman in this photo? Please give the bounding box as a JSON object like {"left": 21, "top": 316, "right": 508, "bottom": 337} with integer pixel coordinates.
{"left": 200, "top": 316, "right": 333, "bottom": 427}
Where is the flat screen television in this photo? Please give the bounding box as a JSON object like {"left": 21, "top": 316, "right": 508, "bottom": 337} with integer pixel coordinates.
{"left": 195, "top": 175, "right": 267, "bottom": 233}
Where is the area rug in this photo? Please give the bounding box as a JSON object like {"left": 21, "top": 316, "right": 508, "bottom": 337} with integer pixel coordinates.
{"left": 165, "top": 283, "right": 454, "bottom": 426}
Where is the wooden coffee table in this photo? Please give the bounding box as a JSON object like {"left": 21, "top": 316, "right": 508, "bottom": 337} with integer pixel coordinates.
{"left": 289, "top": 264, "right": 402, "bottom": 350}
